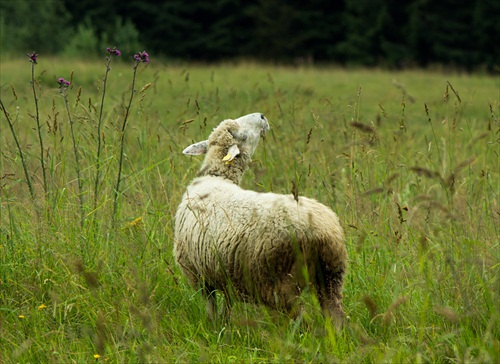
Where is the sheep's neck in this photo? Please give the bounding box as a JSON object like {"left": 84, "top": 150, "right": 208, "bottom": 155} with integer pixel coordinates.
{"left": 198, "top": 157, "right": 249, "bottom": 185}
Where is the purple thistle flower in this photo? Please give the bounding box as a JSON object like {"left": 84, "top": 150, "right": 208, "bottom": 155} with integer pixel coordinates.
{"left": 27, "top": 52, "right": 38, "bottom": 64}
{"left": 106, "top": 47, "right": 121, "bottom": 56}
{"left": 58, "top": 77, "right": 71, "bottom": 87}
{"left": 134, "top": 51, "right": 149, "bottom": 64}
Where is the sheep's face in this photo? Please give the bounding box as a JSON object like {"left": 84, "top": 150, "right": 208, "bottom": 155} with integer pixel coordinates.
{"left": 182, "top": 113, "right": 269, "bottom": 162}
{"left": 228, "top": 113, "right": 270, "bottom": 160}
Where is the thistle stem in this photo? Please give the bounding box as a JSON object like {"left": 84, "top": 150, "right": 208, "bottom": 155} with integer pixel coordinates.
{"left": 94, "top": 56, "right": 112, "bottom": 212}
{"left": 113, "top": 63, "right": 139, "bottom": 223}
{"left": 62, "top": 89, "right": 85, "bottom": 227}
{"left": 31, "top": 63, "right": 47, "bottom": 195}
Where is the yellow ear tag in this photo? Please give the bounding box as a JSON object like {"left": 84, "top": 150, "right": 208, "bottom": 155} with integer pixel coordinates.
{"left": 222, "top": 153, "right": 233, "bottom": 164}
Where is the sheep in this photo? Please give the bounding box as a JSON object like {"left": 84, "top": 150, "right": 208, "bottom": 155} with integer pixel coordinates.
{"left": 174, "top": 112, "right": 347, "bottom": 326}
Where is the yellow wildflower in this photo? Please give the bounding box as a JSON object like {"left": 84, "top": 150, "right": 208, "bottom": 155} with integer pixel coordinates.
{"left": 125, "top": 216, "right": 143, "bottom": 229}
{"left": 94, "top": 354, "right": 101, "bottom": 359}
{"left": 38, "top": 304, "right": 47, "bottom": 310}
{"left": 18, "top": 315, "right": 25, "bottom": 319}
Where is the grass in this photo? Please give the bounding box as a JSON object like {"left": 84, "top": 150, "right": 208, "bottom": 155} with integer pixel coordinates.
{"left": 0, "top": 55, "right": 498, "bottom": 363}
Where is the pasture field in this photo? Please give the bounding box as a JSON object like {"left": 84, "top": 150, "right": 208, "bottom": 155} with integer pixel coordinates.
{"left": 0, "top": 57, "right": 498, "bottom": 363}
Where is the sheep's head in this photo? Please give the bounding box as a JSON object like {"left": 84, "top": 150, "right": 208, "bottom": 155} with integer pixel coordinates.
{"left": 182, "top": 113, "right": 269, "bottom": 184}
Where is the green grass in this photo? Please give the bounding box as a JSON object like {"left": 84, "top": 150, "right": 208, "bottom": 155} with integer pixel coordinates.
{"left": 0, "top": 56, "right": 498, "bottom": 363}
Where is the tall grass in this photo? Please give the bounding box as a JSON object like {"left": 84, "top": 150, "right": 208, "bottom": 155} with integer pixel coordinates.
{"left": 0, "top": 56, "right": 498, "bottom": 363}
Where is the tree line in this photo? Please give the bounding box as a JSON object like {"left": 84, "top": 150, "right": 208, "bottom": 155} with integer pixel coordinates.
{"left": 1, "top": 0, "right": 498, "bottom": 70}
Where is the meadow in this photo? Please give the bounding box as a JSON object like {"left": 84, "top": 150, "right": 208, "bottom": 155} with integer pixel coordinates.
{"left": 0, "top": 54, "right": 498, "bottom": 363}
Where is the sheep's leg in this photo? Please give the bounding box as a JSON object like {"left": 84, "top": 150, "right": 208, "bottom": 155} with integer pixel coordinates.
{"left": 316, "top": 268, "right": 346, "bottom": 329}
{"left": 276, "top": 275, "right": 301, "bottom": 316}
{"left": 202, "top": 283, "right": 217, "bottom": 321}
{"left": 221, "top": 294, "right": 233, "bottom": 323}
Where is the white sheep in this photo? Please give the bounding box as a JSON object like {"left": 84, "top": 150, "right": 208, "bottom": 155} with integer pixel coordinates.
{"left": 174, "top": 113, "right": 347, "bottom": 325}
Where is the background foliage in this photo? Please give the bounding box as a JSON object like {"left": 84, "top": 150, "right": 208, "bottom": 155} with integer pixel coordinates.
{"left": 1, "top": 0, "right": 499, "bottom": 69}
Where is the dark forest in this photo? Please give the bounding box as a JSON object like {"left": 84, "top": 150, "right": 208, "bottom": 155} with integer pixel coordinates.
{"left": 1, "top": 0, "right": 498, "bottom": 70}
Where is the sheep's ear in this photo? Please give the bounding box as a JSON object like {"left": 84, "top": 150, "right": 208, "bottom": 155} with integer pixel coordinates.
{"left": 182, "top": 140, "right": 208, "bottom": 155}
{"left": 222, "top": 144, "right": 240, "bottom": 163}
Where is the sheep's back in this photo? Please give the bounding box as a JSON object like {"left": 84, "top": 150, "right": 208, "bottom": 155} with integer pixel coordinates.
{"left": 174, "top": 176, "right": 346, "bottom": 301}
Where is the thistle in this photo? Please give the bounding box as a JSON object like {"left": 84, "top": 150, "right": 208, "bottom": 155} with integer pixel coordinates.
{"left": 94, "top": 47, "right": 122, "bottom": 213}
{"left": 58, "top": 76, "right": 85, "bottom": 227}
{"left": 28, "top": 51, "right": 48, "bottom": 195}
{"left": 112, "top": 50, "right": 150, "bottom": 223}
